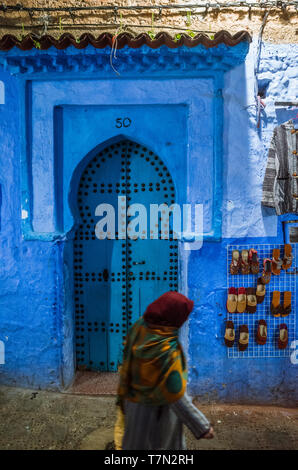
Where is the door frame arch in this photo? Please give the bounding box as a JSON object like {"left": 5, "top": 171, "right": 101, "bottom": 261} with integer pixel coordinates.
{"left": 67, "top": 134, "right": 179, "bottom": 241}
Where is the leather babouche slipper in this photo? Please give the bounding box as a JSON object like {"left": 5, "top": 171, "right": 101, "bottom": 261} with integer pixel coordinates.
{"left": 271, "top": 291, "right": 282, "bottom": 317}
{"left": 256, "top": 320, "right": 267, "bottom": 345}
{"left": 224, "top": 321, "right": 235, "bottom": 348}
{"left": 282, "top": 244, "right": 293, "bottom": 270}
{"left": 249, "top": 248, "right": 259, "bottom": 274}
{"left": 241, "top": 250, "right": 250, "bottom": 275}
{"left": 230, "top": 250, "right": 240, "bottom": 275}
{"left": 261, "top": 258, "right": 272, "bottom": 285}
{"left": 256, "top": 278, "right": 266, "bottom": 304}
{"left": 237, "top": 287, "right": 246, "bottom": 313}
{"left": 227, "top": 287, "right": 237, "bottom": 313}
{"left": 246, "top": 288, "right": 257, "bottom": 313}
{"left": 239, "top": 325, "right": 249, "bottom": 351}
{"left": 278, "top": 324, "right": 288, "bottom": 350}
{"left": 272, "top": 248, "right": 282, "bottom": 275}
{"left": 282, "top": 291, "right": 291, "bottom": 317}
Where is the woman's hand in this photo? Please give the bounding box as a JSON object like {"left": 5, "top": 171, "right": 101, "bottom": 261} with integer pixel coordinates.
{"left": 201, "top": 427, "right": 214, "bottom": 439}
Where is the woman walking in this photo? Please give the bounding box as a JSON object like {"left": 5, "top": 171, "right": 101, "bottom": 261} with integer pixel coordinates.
{"left": 115, "top": 291, "right": 214, "bottom": 450}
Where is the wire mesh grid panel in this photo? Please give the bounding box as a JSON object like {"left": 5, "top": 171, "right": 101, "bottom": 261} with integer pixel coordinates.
{"left": 226, "top": 244, "right": 296, "bottom": 359}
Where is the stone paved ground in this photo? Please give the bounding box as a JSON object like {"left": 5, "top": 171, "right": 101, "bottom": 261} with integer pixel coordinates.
{"left": 0, "top": 385, "right": 297, "bottom": 450}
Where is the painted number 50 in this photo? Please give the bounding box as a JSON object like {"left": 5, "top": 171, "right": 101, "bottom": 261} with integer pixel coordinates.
{"left": 115, "top": 117, "right": 132, "bottom": 128}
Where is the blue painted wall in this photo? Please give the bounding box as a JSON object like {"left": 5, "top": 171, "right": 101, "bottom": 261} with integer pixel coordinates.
{"left": 0, "top": 41, "right": 297, "bottom": 404}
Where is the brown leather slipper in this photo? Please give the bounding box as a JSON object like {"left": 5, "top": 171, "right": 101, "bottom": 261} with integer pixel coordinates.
{"left": 246, "top": 288, "right": 257, "bottom": 313}
{"left": 249, "top": 248, "right": 259, "bottom": 274}
{"left": 256, "top": 320, "right": 267, "bottom": 345}
{"left": 271, "top": 291, "right": 282, "bottom": 317}
{"left": 272, "top": 248, "right": 282, "bottom": 275}
{"left": 239, "top": 325, "right": 249, "bottom": 351}
{"left": 224, "top": 321, "right": 235, "bottom": 347}
{"left": 241, "top": 250, "right": 250, "bottom": 274}
{"left": 282, "top": 291, "right": 291, "bottom": 317}
{"left": 278, "top": 324, "right": 288, "bottom": 350}
{"left": 230, "top": 250, "right": 240, "bottom": 275}
{"left": 237, "top": 287, "right": 246, "bottom": 313}
{"left": 227, "top": 287, "right": 237, "bottom": 313}
{"left": 256, "top": 278, "right": 266, "bottom": 304}
{"left": 282, "top": 244, "right": 293, "bottom": 270}
{"left": 261, "top": 258, "right": 272, "bottom": 285}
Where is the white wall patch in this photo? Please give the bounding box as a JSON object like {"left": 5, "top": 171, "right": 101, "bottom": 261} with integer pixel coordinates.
{"left": 0, "top": 81, "right": 4, "bottom": 105}
{"left": 0, "top": 340, "right": 5, "bottom": 364}
{"left": 22, "top": 209, "right": 28, "bottom": 219}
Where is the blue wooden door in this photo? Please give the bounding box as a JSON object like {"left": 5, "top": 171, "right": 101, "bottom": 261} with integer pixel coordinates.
{"left": 74, "top": 139, "right": 178, "bottom": 371}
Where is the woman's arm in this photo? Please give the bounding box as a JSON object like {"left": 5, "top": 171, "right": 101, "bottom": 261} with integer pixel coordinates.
{"left": 170, "top": 393, "right": 213, "bottom": 439}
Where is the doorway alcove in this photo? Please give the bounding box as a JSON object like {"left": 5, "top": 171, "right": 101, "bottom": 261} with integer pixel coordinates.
{"left": 73, "top": 138, "right": 178, "bottom": 372}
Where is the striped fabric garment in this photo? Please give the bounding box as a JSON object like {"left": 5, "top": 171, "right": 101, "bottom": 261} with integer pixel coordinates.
{"left": 262, "top": 120, "right": 298, "bottom": 215}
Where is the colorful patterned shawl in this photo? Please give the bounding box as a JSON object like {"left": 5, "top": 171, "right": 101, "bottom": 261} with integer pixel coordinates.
{"left": 117, "top": 317, "right": 187, "bottom": 407}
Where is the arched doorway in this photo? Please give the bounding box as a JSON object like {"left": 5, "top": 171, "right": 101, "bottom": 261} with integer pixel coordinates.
{"left": 74, "top": 139, "right": 178, "bottom": 371}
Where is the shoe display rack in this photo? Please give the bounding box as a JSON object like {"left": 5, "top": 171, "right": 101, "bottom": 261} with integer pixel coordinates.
{"left": 226, "top": 243, "right": 297, "bottom": 358}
